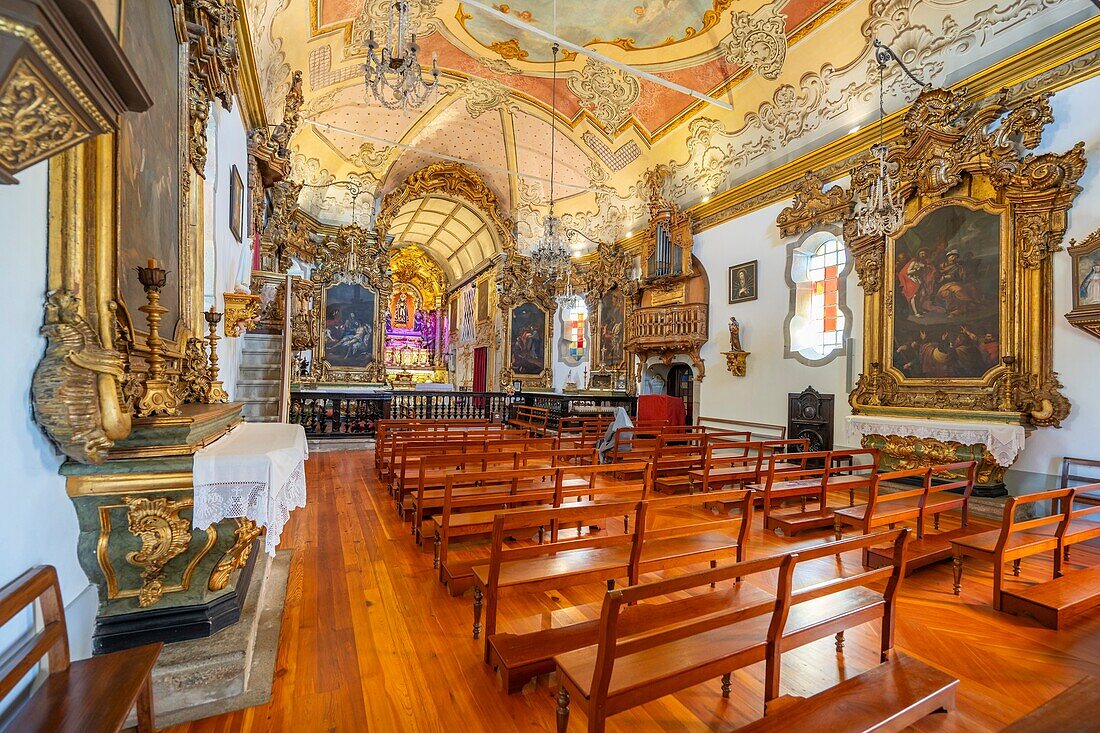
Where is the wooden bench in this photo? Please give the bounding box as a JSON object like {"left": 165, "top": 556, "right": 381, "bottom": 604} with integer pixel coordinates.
{"left": 688, "top": 441, "right": 764, "bottom": 494}
{"left": 484, "top": 489, "right": 754, "bottom": 692}
{"left": 472, "top": 501, "right": 644, "bottom": 642}
{"left": 508, "top": 405, "right": 551, "bottom": 436}
{"left": 949, "top": 488, "right": 1071, "bottom": 608}
{"left": 435, "top": 463, "right": 652, "bottom": 592}
{"left": 377, "top": 422, "right": 502, "bottom": 476}
{"left": 381, "top": 427, "right": 524, "bottom": 486}
{"left": 1000, "top": 675, "right": 1100, "bottom": 732}
{"left": 652, "top": 434, "right": 707, "bottom": 493}
{"left": 1000, "top": 565, "right": 1100, "bottom": 629}
{"left": 751, "top": 450, "right": 834, "bottom": 534}
{"left": 732, "top": 653, "right": 958, "bottom": 732}
{"left": 552, "top": 529, "right": 911, "bottom": 732}
{"left": 374, "top": 419, "right": 489, "bottom": 470}
{"left": 389, "top": 433, "right": 547, "bottom": 495}
{"left": 0, "top": 566, "right": 161, "bottom": 733}
{"left": 696, "top": 417, "right": 786, "bottom": 441}
{"left": 823, "top": 449, "right": 879, "bottom": 507}
{"left": 557, "top": 416, "right": 614, "bottom": 450}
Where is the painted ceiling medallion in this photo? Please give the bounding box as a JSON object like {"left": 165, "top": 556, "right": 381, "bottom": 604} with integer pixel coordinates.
{"left": 724, "top": 3, "right": 787, "bottom": 81}
{"left": 567, "top": 58, "right": 640, "bottom": 134}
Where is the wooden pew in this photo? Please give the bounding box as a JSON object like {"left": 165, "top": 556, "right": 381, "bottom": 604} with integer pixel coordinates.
{"left": 1000, "top": 483, "right": 1100, "bottom": 629}
{"left": 688, "top": 441, "right": 764, "bottom": 494}
{"left": 833, "top": 466, "right": 930, "bottom": 542}
{"left": 823, "top": 449, "right": 879, "bottom": 507}
{"left": 508, "top": 404, "right": 551, "bottom": 436}
{"left": 377, "top": 421, "right": 500, "bottom": 476}
{"left": 558, "top": 416, "right": 614, "bottom": 450}
{"left": 401, "top": 450, "right": 523, "bottom": 541}
{"left": 381, "top": 426, "right": 521, "bottom": 485}
{"left": 551, "top": 529, "right": 911, "bottom": 732}
{"left": 732, "top": 653, "right": 958, "bottom": 732}
{"left": 697, "top": 416, "right": 786, "bottom": 441}
{"left": 751, "top": 450, "right": 833, "bottom": 534}
{"left": 390, "top": 433, "right": 546, "bottom": 495}
{"left": 652, "top": 433, "right": 707, "bottom": 493}
{"left": 471, "top": 501, "right": 644, "bottom": 641}
{"left": 0, "top": 566, "right": 162, "bottom": 733}
{"left": 1000, "top": 675, "right": 1100, "bottom": 732}
{"left": 484, "top": 489, "right": 754, "bottom": 693}
{"left": 374, "top": 419, "right": 488, "bottom": 470}
{"left": 435, "top": 463, "right": 651, "bottom": 593}
{"left": 949, "top": 488, "right": 1071, "bottom": 609}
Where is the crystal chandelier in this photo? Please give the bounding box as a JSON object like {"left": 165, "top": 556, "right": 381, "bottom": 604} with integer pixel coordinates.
{"left": 364, "top": 1, "right": 440, "bottom": 110}
{"left": 529, "top": 43, "right": 572, "bottom": 287}
{"left": 854, "top": 39, "right": 925, "bottom": 239}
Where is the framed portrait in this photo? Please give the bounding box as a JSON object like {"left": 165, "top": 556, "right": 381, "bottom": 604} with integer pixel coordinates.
{"left": 588, "top": 371, "right": 614, "bottom": 390}
{"left": 117, "top": 0, "right": 188, "bottom": 350}
{"left": 889, "top": 203, "right": 1004, "bottom": 381}
{"left": 503, "top": 301, "right": 551, "bottom": 386}
{"left": 1066, "top": 228, "right": 1100, "bottom": 340}
{"left": 728, "top": 260, "right": 758, "bottom": 304}
{"left": 318, "top": 282, "right": 379, "bottom": 376}
{"left": 229, "top": 164, "right": 245, "bottom": 243}
{"left": 476, "top": 277, "right": 490, "bottom": 322}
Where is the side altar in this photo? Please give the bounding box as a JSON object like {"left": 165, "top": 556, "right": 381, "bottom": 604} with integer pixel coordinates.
{"left": 60, "top": 403, "right": 258, "bottom": 653}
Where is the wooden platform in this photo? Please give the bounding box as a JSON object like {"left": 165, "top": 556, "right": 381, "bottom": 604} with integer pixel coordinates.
{"left": 1000, "top": 675, "right": 1100, "bottom": 732}
{"left": 1000, "top": 565, "right": 1100, "bottom": 629}
{"left": 163, "top": 449, "right": 1100, "bottom": 733}
{"left": 769, "top": 507, "right": 835, "bottom": 536}
{"left": 865, "top": 527, "right": 981, "bottom": 573}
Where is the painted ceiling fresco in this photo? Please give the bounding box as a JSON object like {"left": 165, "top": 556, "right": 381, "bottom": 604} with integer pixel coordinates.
{"left": 246, "top": 0, "right": 1095, "bottom": 275}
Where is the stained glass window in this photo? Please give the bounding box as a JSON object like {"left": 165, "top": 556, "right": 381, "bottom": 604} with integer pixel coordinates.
{"left": 787, "top": 231, "right": 849, "bottom": 364}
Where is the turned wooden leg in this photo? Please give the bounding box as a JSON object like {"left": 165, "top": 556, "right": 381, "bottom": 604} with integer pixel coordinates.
{"left": 834, "top": 519, "right": 843, "bottom": 542}
{"left": 721, "top": 672, "right": 732, "bottom": 699}
{"left": 433, "top": 532, "right": 441, "bottom": 569}
{"left": 849, "top": 487, "right": 855, "bottom": 507}
{"left": 606, "top": 579, "right": 615, "bottom": 591}
{"left": 136, "top": 672, "right": 155, "bottom": 733}
{"left": 933, "top": 513, "right": 940, "bottom": 531}
{"left": 473, "top": 586, "right": 483, "bottom": 639}
{"left": 711, "top": 559, "right": 718, "bottom": 589}
{"left": 952, "top": 554, "right": 963, "bottom": 596}
{"left": 537, "top": 525, "right": 545, "bottom": 544}
{"left": 993, "top": 564, "right": 1004, "bottom": 611}
{"left": 1012, "top": 558, "right": 1021, "bottom": 577}
{"left": 556, "top": 687, "right": 571, "bottom": 733}
{"left": 835, "top": 631, "right": 845, "bottom": 653}
{"left": 1064, "top": 545, "right": 1071, "bottom": 563}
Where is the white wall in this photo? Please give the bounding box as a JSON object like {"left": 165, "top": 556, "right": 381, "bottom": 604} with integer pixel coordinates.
{"left": 696, "top": 200, "right": 863, "bottom": 443}
{"left": 202, "top": 102, "right": 252, "bottom": 400}
{"left": 0, "top": 162, "right": 96, "bottom": 716}
{"left": 695, "top": 75, "right": 1100, "bottom": 479}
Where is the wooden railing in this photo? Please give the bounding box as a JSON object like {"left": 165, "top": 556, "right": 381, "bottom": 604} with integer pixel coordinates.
{"left": 289, "top": 391, "right": 390, "bottom": 438}
{"left": 389, "top": 391, "right": 514, "bottom": 422}
{"left": 627, "top": 303, "right": 708, "bottom": 347}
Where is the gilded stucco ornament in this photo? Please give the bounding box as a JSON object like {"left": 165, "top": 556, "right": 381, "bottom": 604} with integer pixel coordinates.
{"left": 776, "top": 170, "right": 852, "bottom": 239}
{"left": 567, "top": 58, "right": 640, "bottom": 134}
{"left": 222, "top": 292, "right": 262, "bottom": 337}
{"left": 725, "top": 3, "right": 788, "bottom": 81}
{"left": 0, "top": 58, "right": 83, "bottom": 173}
{"left": 208, "top": 518, "right": 262, "bottom": 592}
{"left": 32, "top": 290, "right": 128, "bottom": 465}
{"left": 124, "top": 496, "right": 193, "bottom": 608}
{"left": 841, "top": 90, "right": 1083, "bottom": 428}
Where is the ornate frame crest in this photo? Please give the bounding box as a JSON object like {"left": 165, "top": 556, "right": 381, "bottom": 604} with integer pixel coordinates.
{"left": 1065, "top": 227, "right": 1100, "bottom": 341}
{"left": 834, "top": 89, "right": 1084, "bottom": 428}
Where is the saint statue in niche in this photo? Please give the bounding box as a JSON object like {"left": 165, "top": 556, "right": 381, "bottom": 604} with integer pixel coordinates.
{"left": 728, "top": 316, "right": 744, "bottom": 352}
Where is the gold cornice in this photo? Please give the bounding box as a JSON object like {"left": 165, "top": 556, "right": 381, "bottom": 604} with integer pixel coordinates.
{"left": 234, "top": 0, "right": 268, "bottom": 130}
{"left": 676, "top": 14, "right": 1100, "bottom": 238}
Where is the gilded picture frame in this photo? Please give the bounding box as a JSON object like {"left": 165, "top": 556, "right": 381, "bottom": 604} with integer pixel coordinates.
{"left": 313, "top": 281, "right": 386, "bottom": 383}
{"left": 501, "top": 301, "right": 552, "bottom": 389}
{"left": 1065, "top": 227, "right": 1100, "bottom": 341}
{"left": 229, "top": 164, "right": 244, "bottom": 243}
{"left": 840, "top": 90, "right": 1083, "bottom": 428}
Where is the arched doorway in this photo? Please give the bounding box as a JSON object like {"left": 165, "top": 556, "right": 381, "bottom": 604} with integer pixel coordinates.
{"left": 666, "top": 363, "right": 696, "bottom": 424}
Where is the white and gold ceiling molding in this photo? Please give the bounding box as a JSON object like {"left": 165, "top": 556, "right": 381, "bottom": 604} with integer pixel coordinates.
{"left": 242, "top": 0, "right": 1094, "bottom": 274}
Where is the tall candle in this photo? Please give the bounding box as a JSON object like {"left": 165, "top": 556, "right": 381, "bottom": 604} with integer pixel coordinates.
{"left": 147, "top": 258, "right": 157, "bottom": 268}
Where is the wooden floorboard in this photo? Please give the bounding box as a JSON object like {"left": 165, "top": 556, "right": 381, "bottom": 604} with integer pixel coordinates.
{"left": 164, "top": 449, "right": 1100, "bottom": 732}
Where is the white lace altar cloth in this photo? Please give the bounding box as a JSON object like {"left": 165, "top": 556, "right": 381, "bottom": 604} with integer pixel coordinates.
{"left": 846, "top": 415, "right": 1025, "bottom": 467}
{"left": 193, "top": 423, "right": 308, "bottom": 555}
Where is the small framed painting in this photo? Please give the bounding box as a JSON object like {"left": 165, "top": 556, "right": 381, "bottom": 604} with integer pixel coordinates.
{"left": 728, "top": 260, "right": 758, "bottom": 304}
{"left": 229, "top": 164, "right": 245, "bottom": 243}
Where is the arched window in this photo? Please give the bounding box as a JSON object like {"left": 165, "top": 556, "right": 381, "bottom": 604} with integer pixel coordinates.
{"left": 785, "top": 227, "right": 851, "bottom": 365}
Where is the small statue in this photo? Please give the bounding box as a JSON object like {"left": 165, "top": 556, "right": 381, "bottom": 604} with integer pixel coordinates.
{"left": 728, "top": 316, "right": 744, "bottom": 352}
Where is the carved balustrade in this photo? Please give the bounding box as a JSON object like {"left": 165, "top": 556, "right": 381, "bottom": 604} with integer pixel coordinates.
{"left": 627, "top": 304, "right": 709, "bottom": 347}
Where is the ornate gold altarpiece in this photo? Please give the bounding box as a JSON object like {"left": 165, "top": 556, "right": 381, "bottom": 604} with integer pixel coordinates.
{"left": 498, "top": 251, "right": 556, "bottom": 390}
{"left": 577, "top": 241, "right": 639, "bottom": 391}
{"left": 780, "top": 89, "right": 1086, "bottom": 490}
{"left": 18, "top": 0, "right": 278, "bottom": 652}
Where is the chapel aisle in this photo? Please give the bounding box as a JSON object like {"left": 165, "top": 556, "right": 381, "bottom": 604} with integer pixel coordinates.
{"left": 165, "top": 449, "right": 1100, "bottom": 733}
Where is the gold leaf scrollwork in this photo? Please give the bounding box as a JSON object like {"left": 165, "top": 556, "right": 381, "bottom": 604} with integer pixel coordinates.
{"left": 123, "top": 496, "right": 193, "bottom": 608}
{"left": 223, "top": 292, "right": 262, "bottom": 337}
{"left": 209, "top": 518, "right": 262, "bottom": 591}
{"left": 865, "top": 434, "right": 1005, "bottom": 486}
{"left": 32, "top": 290, "right": 127, "bottom": 465}
{"left": 178, "top": 336, "right": 213, "bottom": 403}
{"left": 0, "top": 58, "right": 83, "bottom": 172}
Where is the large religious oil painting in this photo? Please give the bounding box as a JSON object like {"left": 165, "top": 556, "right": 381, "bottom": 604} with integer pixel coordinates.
{"left": 118, "top": 0, "right": 185, "bottom": 345}
{"left": 508, "top": 302, "right": 548, "bottom": 376}
{"left": 597, "top": 290, "right": 625, "bottom": 369}
{"left": 323, "top": 283, "right": 377, "bottom": 368}
{"left": 890, "top": 204, "right": 1002, "bottom": 380}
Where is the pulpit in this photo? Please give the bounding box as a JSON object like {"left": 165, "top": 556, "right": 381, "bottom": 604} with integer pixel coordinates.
{"left": 847, "top": 415, "right": 1025, "bottom": 497}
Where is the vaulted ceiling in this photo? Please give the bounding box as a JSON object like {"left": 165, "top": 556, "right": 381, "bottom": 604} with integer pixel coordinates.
{"left": 246, "top": 0, "right": 1095, "bottom": 277}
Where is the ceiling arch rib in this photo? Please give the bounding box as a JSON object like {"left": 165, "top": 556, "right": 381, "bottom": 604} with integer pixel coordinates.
{"left": 384, "top": 195, "right": 499, "bottom": 282}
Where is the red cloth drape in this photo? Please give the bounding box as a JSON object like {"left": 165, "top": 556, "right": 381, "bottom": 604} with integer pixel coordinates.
{"left": 637, "top": 394, "right": 686, "bottom": 427}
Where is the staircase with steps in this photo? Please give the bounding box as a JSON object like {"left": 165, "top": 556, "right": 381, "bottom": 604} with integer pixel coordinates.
{"left": 237, "top": 333, "right": 284, "bottom": 423}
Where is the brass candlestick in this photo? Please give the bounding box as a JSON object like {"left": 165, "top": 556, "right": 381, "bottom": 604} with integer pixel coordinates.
{"left": 135, "top": 259, "right": 182, "bottom": 417}
{"left": 205, "top": 307, "right": 230, "bottom": 403}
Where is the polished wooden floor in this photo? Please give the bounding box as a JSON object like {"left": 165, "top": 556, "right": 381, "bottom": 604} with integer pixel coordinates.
{"left": 166, "top": 450, "right": 1100, "bottom": 732}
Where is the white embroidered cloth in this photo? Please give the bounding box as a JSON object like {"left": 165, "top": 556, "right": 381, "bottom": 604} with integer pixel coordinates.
{"left": 846, "top": 415, "right": 1025, "bottom": 467}
{"left": 192, "top": 423, "right": 309, "bottom": 555}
